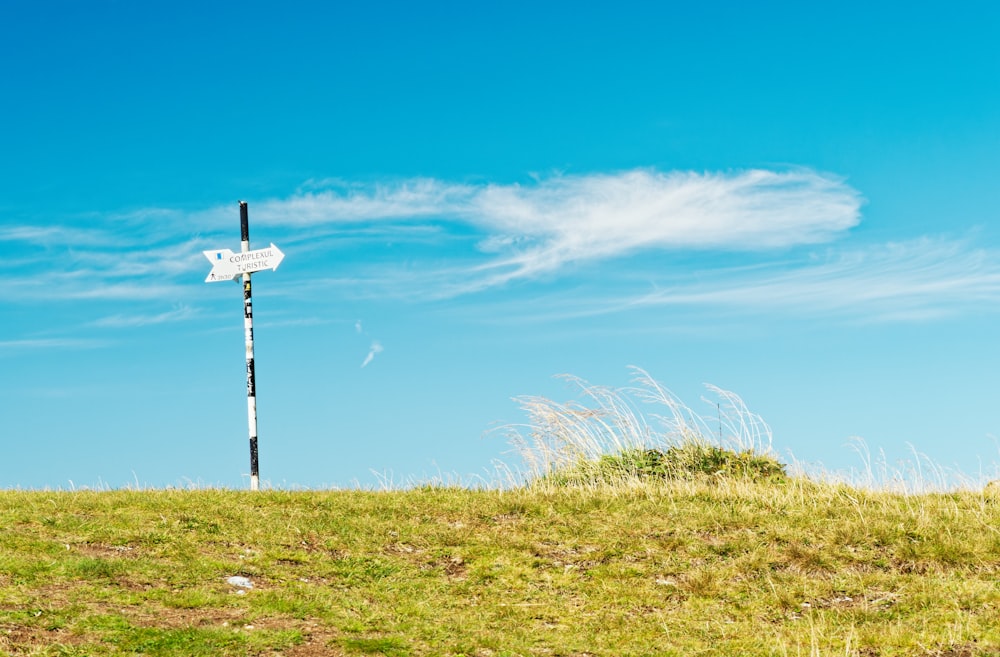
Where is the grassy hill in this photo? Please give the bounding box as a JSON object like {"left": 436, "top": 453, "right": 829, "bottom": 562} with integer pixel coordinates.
{"left": 1, "top": 478, "right": 998, "bottom": 656}
{"left": 3, "top": 374, "right": 997, "bottom": 655}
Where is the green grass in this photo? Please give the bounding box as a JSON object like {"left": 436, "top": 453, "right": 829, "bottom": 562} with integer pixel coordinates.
{"left": 543, "top": 443, "right": 789, "bottom": 486}
{"left": 3, "top": 371, "right": 997, "bottom": 655}
{"left": 1, "top": 481, "right": 998, "bottom": 656}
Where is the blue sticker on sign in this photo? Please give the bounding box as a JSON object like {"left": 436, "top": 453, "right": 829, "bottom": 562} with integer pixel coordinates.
{"left": 216, "top": 252, "right": 222, "bottom": 260}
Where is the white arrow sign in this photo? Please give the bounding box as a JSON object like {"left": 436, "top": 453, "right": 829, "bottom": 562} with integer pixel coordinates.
{"left": 204, "top": 243, "right": 285, "bottom": 282}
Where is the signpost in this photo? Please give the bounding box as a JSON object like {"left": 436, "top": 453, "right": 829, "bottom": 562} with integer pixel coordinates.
{"left": 204, "top": 244, "right": 285, "bottom": 282}
{"left": 204, "top": 201, "right": 283, "bottom": 491}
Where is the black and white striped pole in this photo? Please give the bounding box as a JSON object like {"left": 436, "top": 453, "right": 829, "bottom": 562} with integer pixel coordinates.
{"left": 239, "top": 202, "right": 259, "bottom": 491}
{"left": 204, "top": 202, "right": 285, "bottom": 491}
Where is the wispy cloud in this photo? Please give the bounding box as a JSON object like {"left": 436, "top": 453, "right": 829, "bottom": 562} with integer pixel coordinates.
{"left": 258, "top": 178, "right": 475, "bottom": 224}
{"left": 255, "top": 169, "right": 862, "bottom": 283}
{"left": 361, "top": 341, "right": 383, "bottom": 368}
{"left": 495, "top": 237, "right": 1000, "bottom": 324}
{"left": 0, "top": 224, "right": 123, "bottom": 248}
{"left": 91, "top": 305, "right": 196, "bottom": 328}
{"left": 1, "top": 236, "right": 218, "bottom": 303}
{"left": 638, "top": 238, "right": 1000, "bottom": 319}
{"left": 11, "top": 167, "right": 997, "bottom": 327}
{"left": 5, "top": 168, "right": 861, "bottom": 301}
{"left": 0, "top": 338, "right": 108, "bottom": 352}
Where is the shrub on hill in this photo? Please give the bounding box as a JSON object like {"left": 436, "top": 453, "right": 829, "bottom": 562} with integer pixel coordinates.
{"left": 543, "top": 443, "right": 788, "bottom": 486}
{"left": 504, "top": 367, "right": 786, "bottom": 487}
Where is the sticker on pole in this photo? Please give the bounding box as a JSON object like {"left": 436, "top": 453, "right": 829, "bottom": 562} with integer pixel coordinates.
{"left": 204, "top": 243, "right": 285, "bottom": 282}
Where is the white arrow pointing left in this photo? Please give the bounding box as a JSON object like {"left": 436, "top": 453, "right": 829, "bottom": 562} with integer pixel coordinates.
{"left": 204, "top": 243, "right": 285, "bottom": 282}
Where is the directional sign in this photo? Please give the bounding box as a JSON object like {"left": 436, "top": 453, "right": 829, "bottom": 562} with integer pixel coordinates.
{"left": 204, "top": 243, "right": 285, "bottom": 282}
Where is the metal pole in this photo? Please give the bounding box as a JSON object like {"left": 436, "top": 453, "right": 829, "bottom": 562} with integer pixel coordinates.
{"left": 240, "top": 201, "right": 260, "bottom": 491}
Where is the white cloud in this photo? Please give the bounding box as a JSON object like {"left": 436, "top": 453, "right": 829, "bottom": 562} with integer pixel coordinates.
{"left": 361, "top": 341, "right": 383, "bottom": 368}
{"left": 0, "top": 338, "right": 108, "bottom": 352}
{"left": 8, "top": 167, "right": 1000, "bottom": 332}
{"left": 500, "top": 237, "right": 1000, "bottom": 324}
{"left": 252, "top": 169, "right": 863, "bottom": 286}
{"left": 1, "top": 235, "right": 218, "bottom": 303}
{"left": 0, "top": 224, "right": 122, "bottom": 248}
{"left": 471, "top": 168, "right": 859, "bottom": 247}
{"left": 23, "top": 168, "right": 990, "bottom": 327}
{"left": 254, "top": 178, "right": 475, "bottom": 225}
{"left": 5, "top": 168, "right": 862, "bottom": 304}
{"left": 91, "top": 305, "right": 195, "bottom": 328}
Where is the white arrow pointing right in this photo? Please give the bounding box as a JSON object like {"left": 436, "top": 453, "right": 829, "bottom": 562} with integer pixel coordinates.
{"left": 204, "top": 244, "right": 285, "bottom": 282}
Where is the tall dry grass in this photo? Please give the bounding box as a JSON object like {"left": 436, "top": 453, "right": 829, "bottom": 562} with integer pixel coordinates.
{"left": 501, "top": 367, "right": 998, "bottom": 494}
{"left": 502, "top": 366, "right": 775, "bottom": 485}
{"left": 795, "top": 436, "right": 1000, "bottom": 494}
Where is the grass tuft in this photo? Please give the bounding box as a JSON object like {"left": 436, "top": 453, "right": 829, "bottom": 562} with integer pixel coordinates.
{"left": 546, "top": 443, "right": 788, "bottom": 486}
{"left": 503, "top": 367, "right": 785, "bottom": 489}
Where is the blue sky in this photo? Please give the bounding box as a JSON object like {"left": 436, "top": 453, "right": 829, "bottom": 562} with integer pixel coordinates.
{"left": 3, "top": 1, "right": 1000, "bottom": 489}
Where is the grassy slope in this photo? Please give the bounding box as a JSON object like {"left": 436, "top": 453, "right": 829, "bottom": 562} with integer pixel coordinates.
{"left": 0, "top": 481, "right": 998, "bottom": 656}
